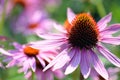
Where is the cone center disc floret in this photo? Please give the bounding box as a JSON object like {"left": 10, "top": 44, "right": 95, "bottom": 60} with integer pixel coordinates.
{"left": 68, "top": 13, "right": 99, "bottom": 49}
{"left": 24, "top": 46, "right": 39, "bottom": 57}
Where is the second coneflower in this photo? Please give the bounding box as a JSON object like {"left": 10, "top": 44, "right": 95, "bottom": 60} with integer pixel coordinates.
{"left": 0, "top": 42, "right": 64, "bottom": 80}
{"left": 35, "top": 8, "right": 120, "bottom": 79}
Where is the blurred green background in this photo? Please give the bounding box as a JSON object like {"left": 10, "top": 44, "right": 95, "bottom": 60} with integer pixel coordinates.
{"left": 1, "top": 0, "right": 120, "bottom": 80}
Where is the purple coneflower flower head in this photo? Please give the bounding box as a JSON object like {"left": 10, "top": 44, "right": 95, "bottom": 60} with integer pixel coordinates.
{"left": 0, "top": 42, "right": 64, "bottom": 80}
{"left": 6, "top": 42, "right": 57, "bottom": 72}
{"left": 37, "top": 8, "right": 120, "bottom": 79}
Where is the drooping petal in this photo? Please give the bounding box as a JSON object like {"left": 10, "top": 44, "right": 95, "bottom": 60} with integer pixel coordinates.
{"left": 67, "top": 8, "right": 76, "bottom": 24}
{"left": 80, "top": 49, "right": 91, "bottom": 79}
{"left": 0, "top": 48, "right": 12, "bottom": 56}
{"left": 97, "top": 13, "right": 112, "bottom": 31}
{"left": 89, "top": 49, "right": 109, "bottom": 80}
{"left": 23, "top": 60, "right": 30, "bottom": 74}
{"left": 6, "top": 60, "right": 17, "bottom": 68}
{"left": 53, "top": 22, "right": 67, "bottom": 33}
{"left": 28, "top": 58, "right": 36, "bottom": 72}
{"left": 97, "top": 44, "right": 120, "bottom": 67}
{"left": 24, "top": 71, "right": 32, "bottom": 79}
{"left": 43, "top": 48, "right": 68, "bottom": 72}
{"left": 65, "top": 48, "right": 81, "bottom": 75}
{"left": 100, "top": 24, "right": 120, "bottom": 35}
{"left": 100, "top": 36, "right": 120, "bottom": 45}
{"left": 52, "top": 48, "right": 75, "bottom": 70}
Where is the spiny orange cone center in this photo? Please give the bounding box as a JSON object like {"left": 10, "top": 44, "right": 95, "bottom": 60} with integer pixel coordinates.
{"left": 24, "top": 46, "right": 39, "bottom": 57}
{"left": 66, "top": 13, "right": 99, "bottom": 49}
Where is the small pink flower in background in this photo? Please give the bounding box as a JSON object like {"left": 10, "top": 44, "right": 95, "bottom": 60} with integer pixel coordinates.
{"left": 12, "top": 10, "right": 54, "bottom": 35}
{"left": 33, "top": 8, "right": 120, "bottom": 79}
{"left": 0, "top": 42, "right": 64, "bottom": 80}
{"left": 6, "top": 0, "right": 42, "bottom": 15}
{"left": 90, "top": 68, "right": 120, "bottom": 80}
{"left": 6, "top": 0, "right": 61, "bottom": 16}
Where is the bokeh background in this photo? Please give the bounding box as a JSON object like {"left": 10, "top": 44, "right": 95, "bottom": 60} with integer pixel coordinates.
{"left": 1, "top": 0, "right": 120, "bottom": 80}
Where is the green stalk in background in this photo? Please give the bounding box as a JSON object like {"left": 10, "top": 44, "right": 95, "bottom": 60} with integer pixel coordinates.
{"left": 0, "top": 0, "right": 7, "bottom": 34}
{"left": 90, "top": 0, "right": 106, "bottom": 17}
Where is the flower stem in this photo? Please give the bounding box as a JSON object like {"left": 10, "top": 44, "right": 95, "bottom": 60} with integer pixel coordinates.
{"left": 90, "top": 0, "right": 106, "bottom": 17}
{"left": 0, "top": 0, "right": 7, "bottom": 34}
{"left": 31, "top": 71, "right": 34, "bottom": 80}
{"left": 80, "top": 72, "right": 84, "bottom": 80}
{"left": 96, "top": 0, "right": 106, "bottom": 17}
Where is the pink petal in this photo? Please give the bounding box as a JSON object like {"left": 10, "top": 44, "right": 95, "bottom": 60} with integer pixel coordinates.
{"left": 36, "top": 33, "right": 66, "bottom": 40}
{"left": 89, "top": 49, "right": 109, "bottom": 79}
{"left": 65, "top": 48, "right": 81, "bottom": 75}
{"left": 13, "top": 53, "right": 25, "bottom": 59}
{"left": 15, "top": 56, "right": 27, "bottom": 62}
{"left": 28, "top": 58, "right": 36, "bottom": 72}
{"left": 43, "top": 48, "right": 68, "bottom": 72}
{"left": 97, "top": 13, "right": 112, "bottom": 31}
{"left": 24, "top": 71, "right": 32, "bottom": 79}
{"left": 6, "top": 60, "right": 16, "bottom": 68}
{"left": 40, "top": 54, "right": 51, "bottom": 62}
{"left": 100, "top": 36, "right": 120, "bottom": 45}
{"left": 12, "top": 42, "right": 22, "bottom": 49}
{"left": 53, "top": 22, "right": 67, "bottom": 33}
{"left": 67, "top": 8, "right": 76, "bottom": 24}
{"left": 100, "top": 24, "right": 120, "bottom": 35}
{"left": 53, "top": 70, "right": 65, "bottom": 79}
{"left": 35, "top": 69, "right": 43, "bottom": 80}
{"left": 23, "top": 60, "right": 30, "bottom": 74}
{"left": 36, "top": 55, "right": 45, "bottom": 67}
{"left": 30, "top": 39, "right": 67, "bottom": 49}
{"left": 44, "top": 70, "right": 54, "bottom": 80}
{"left": 80, "top": 49, "right": 91, "bottom": 79}
{"left": 0, "top": 48, "right": 12, "bottom": 56}
{"left": 53, "top": 48, "right": 75, "bottom": 71}
{"left": 97, "top": 44, "right": 120, "bottom": 67}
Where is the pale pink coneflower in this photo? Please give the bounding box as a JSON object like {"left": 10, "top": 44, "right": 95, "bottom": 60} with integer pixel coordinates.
{"left": 6, "top": 0, "right": 42, "bottom": 15}
{"left": 0, "top": 42, "right": 64, "bottom": 80}
{"left": 34, "top": 8, "right": 120, "bottom": 79}
{"left": 12, "top": 10, "right": 54, "bottom": 35}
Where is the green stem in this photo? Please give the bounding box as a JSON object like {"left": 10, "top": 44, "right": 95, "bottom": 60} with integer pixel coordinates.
{"left": 0, "top": 0, "right": 7, "bottom": 34}
{"left": 80, "top": 72, "right": 84, "bottom": 80}
{"left": 31, "top": 71, "right": 34, "bottom": 80}
{"left": 96, "top": 0, "right": 106, "bottom": 17}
